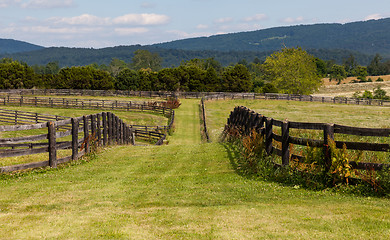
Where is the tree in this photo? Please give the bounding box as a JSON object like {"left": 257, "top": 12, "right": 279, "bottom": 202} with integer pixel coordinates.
{"left": 221, "top": 64, "right": 252, "bottom": 92}
{"left": 115, "top": 69, "right": 140, "bottom": 90}
{"left": 329, "top": 65, "right": 347, "bottom": 84}
{"left": 109, "top": 58, "right": 128, "bottom": 77}
{"left": 262, "top": 47, "right": 322, "bottom": 95}
{"left": 131, "top": 49, "right": 161, "bottom": 71}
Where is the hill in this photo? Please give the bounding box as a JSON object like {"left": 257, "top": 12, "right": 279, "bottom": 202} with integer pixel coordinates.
{"left": 1, "top": 18, "right": 389, "bottom": 67}
{"left": 154, "top": 18, "right": 390, "bottom": 56}
{"left": 0, "top": 38, "right": 44, "bottom": 54}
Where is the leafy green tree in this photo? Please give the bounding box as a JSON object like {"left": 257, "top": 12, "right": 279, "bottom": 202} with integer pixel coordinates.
{"left": 131, "top": 49, "right": 161, "bottom": 71}
{"left": 373, "top": 86, "right": 388, "bottom": 100}
{"left": 329, "top": 65, "right": 347, "bottom": 84}
{"left": 343, "top": 54, "right": 358, "bottom": 76}
{"left": 367, "top": 54, "right": 385, "bottom": 76}
{"left": 158, "top": 68, "right": 179, "bottom": 91}
{"left": 115, "top": 69, "right": 140, "bottom": 90}
{"left": 353, "top": 66, "right": 368, "bottom": 81}
{"left": 263, "top": 47, "right": 322, "bottom": 94}
{"left": 109, "top": 58, "right": 128, "bottom": 77}
{"left": 0, "top": 59, "right": 37, "bottom": 89}
{"left": 221, "top": 64, "right": 252, "bottom": 92}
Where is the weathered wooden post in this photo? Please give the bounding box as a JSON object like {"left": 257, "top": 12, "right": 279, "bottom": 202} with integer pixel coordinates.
{"left": 323, "top": 123, "right": 335, "bottom": 171}
{"left": 96, "top": 114, "right": 101, "bottom": 146}
{"left": 107, "top": 112, "right": 112, "bottom": 145}
{"left": 265, "top": 117, "right": 273, "bottom": 155}
{"left": 102, "top": 112, "right": 108, "bottom": 146}
{"left": 282, "top": 120, "right": 290, "bottom": 166}
{"left": 48, "top": 121, "right": 57, "bottom": 168}
{"left": 71, "top": 118, "right": 79, "bottom": 160}
{"left": 83, "top": 115, "right": 90, "bottom": 153}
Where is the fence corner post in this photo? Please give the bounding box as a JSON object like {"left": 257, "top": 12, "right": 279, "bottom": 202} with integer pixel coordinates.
{"left": 265, "top": 117, "right": 273, "bottom": 155}
{"left": 71, "top": 118, "right": 79, "bottom": 160}
{"left": 323, "top": 123, "right": 335, "bottom": 171}
{"left": 282, "top": 120, "right": 290, "bottom": 166}
{"left": 48, "top": 121, "right": 57, "bottom": 168}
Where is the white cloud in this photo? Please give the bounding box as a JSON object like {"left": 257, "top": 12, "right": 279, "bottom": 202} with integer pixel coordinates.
{"left": 141, "top": 2, "right": 155, "bottom": 8}
{"left": 282, "top": 16, "right": 304, "bottom": 24}
{"left": 0, "top": 0, "right": 21, "bottom": 8}
{"left": 50, "top": 14, "right": 110, "bottom": 26}
{"left": 113, "top": 13, "right": 170, "bottom": 26}
{"left": 21, "top": 0, "right": 75, "bottom": 9}
{"left": 196, "top": 24, "right": 208, "bottom": 29}
{"left": 214, "top": 17, "right": 233, "bottom": 24}
{"left": 365, "top": 13, "right": 382, "bottom": 21}
{"left": 244, "top": 14, "right": 267, "bottom": 22}
{"left": 114, "top": 27, "right": 149, "bottom": 36}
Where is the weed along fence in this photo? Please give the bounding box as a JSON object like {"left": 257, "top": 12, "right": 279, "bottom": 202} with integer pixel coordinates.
{"left": 224, "top": 106, "right": 390, "bottom": 171}
{"left": 0, "top": 112, "right": 138, "bottom": 173}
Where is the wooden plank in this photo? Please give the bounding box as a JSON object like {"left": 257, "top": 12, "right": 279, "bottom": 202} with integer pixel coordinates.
{"left": 0, "top": 160, "right": 49, "bottom": 173}
{"left": 0, "top": 133, "right": 47, "bottom": 144}
{"left": 349, "top": 161, "right": 389, "bottom": 171}
{"left": 335, "top": 141, "right": 390, "bottom": 152}
{"left": 0, "top": 122, "right": 46, "bottom": 131}
{"left": 0, "top": 147, "right": 48, "bottom": 158}
{"left": 289, "top": 136, "right": 323, "bottom": 147}
{"left": 334, "top": 124, "right": 390, "bottom": 137}
{"left": 289, "top": 121, "right": 325, "bottom": 130}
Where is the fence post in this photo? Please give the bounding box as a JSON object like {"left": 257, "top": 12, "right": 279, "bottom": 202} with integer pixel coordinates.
{"left": 48, "top": 121, "right": 57, "bottom": 168}
{"left": 107, "top": 112, "right": 112, "bottom": 145}
{"left": 96, "top": 114, "right": 101, "bottom": 146}
{"left": 323, "top": 123, "right": 335, "bottom": 171}
{"left": 102, "top": 112, "right": 108, "bottom": 146}
{"left": 71, "top": 118, "right": 79, "bottom": 160}
{"left": 265, "top": 118, "right": 273, "bottom": 155}
{"left": 83, "top": 115, "right": 90, "bottom": 153}
{"left": 282, "top": 120, "right": 290, "bottom": 166}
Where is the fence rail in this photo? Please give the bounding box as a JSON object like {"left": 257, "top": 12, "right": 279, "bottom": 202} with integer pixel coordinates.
{"left": 1, "top": 89, "right": 389, "bottom": 107}
{"left": 0, "top": 95, "right": 172, "bottom": 116}
{"left": 225, "top": 106, "right": 390, "bottom": 171}
{"left": 0, "top": 112, "right": 136, "bottom": 173}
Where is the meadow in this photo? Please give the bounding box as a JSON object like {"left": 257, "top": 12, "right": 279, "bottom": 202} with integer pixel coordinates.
{"left": 0, "top": 99, "right": 389, "bottom": 239}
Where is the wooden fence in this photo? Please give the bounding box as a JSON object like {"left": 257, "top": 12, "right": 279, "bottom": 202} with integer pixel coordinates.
{"left": 0, "top": 95, "right": 172, "bottom": 116}
{"left": 200, "top": 98, "right": 210, "bottom": 142}
{"left": 0, "top": 112, "right": 137, "bottom": 173}
{"left": 1, "top": 89, "right": 389, "bottom": 107}
{"left": 225, "top": 106, "right": 390, "bottom": 171}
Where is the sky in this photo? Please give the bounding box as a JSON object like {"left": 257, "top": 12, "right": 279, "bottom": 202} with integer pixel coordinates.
{"left": 0, "top": 0, "right": 389, "bottom": 48}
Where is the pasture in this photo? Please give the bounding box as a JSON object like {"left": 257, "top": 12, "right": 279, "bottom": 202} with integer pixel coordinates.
{"left": 0, "top": 99, "right": 389, "bottom": 239}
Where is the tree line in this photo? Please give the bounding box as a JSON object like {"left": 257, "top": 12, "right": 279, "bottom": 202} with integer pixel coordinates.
{"left": 1, "top": 48, "right": 390, "bottom": 94}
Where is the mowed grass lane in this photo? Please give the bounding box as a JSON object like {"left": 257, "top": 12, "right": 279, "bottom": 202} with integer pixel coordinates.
{"left": 0, "top": 99, "right": 389, "bottom": 239}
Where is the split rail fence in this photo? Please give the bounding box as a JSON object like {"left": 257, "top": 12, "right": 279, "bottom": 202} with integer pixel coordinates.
{"left": 0, "top": 111, "right": 135, "bottom": 173}
{"left": 1, "top": 89, "right": 389, "bottom": 107}
{"left": 225, "top": 106, "right": 390, "bottom": 171}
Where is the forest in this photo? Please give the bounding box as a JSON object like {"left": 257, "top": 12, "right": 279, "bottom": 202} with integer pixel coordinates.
{"left": 1, "top": 48, "right": 390, "bottom": 95}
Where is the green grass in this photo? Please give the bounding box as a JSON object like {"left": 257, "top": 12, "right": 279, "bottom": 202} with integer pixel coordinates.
{"left": 1, "top": 99, "right": 390, "bottom": 239}
{"left": 0, "top": 105, "right": 168, "bottom": 167}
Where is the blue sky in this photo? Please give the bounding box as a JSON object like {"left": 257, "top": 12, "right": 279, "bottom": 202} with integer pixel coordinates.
{"left": 0, "top": 0, "right": 389, "bottom": 48}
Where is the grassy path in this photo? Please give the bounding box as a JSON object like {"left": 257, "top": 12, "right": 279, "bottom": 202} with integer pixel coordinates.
{"left": 0, "top": 100, "right": 390, "bottom": 239}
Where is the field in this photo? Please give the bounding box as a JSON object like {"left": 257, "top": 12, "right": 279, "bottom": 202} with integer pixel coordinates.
{"left": 316, "top": 74, "right": 390, "bottom": 97}
{"left": 0, "top": 99, "right": 390, "bottom": 239}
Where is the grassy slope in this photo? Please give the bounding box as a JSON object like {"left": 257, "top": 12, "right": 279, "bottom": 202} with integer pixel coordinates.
{"left": 0, "top": 100, "right": 390, "bottom": 239}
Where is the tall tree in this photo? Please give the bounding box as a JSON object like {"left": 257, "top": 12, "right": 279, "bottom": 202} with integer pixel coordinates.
{"left": 262, "top": 47, "right": 322, "bottom": 94}
{"left": 131, "top": 49, "right": 161, "bottom": 72}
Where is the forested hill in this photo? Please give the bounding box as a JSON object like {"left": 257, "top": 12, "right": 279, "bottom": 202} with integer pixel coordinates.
{"left": 1, "top": 18, "right": 389, "bottom": 67}
{"left": 0, "top": 38, "right": 44, "bottom": 54}
{"left": 154, "top": 18, "right": 390, "bottom": 56}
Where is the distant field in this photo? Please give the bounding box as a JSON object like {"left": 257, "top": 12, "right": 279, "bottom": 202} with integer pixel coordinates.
{"left": 317, "top": 74, "right": 390, "bottom": 97}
